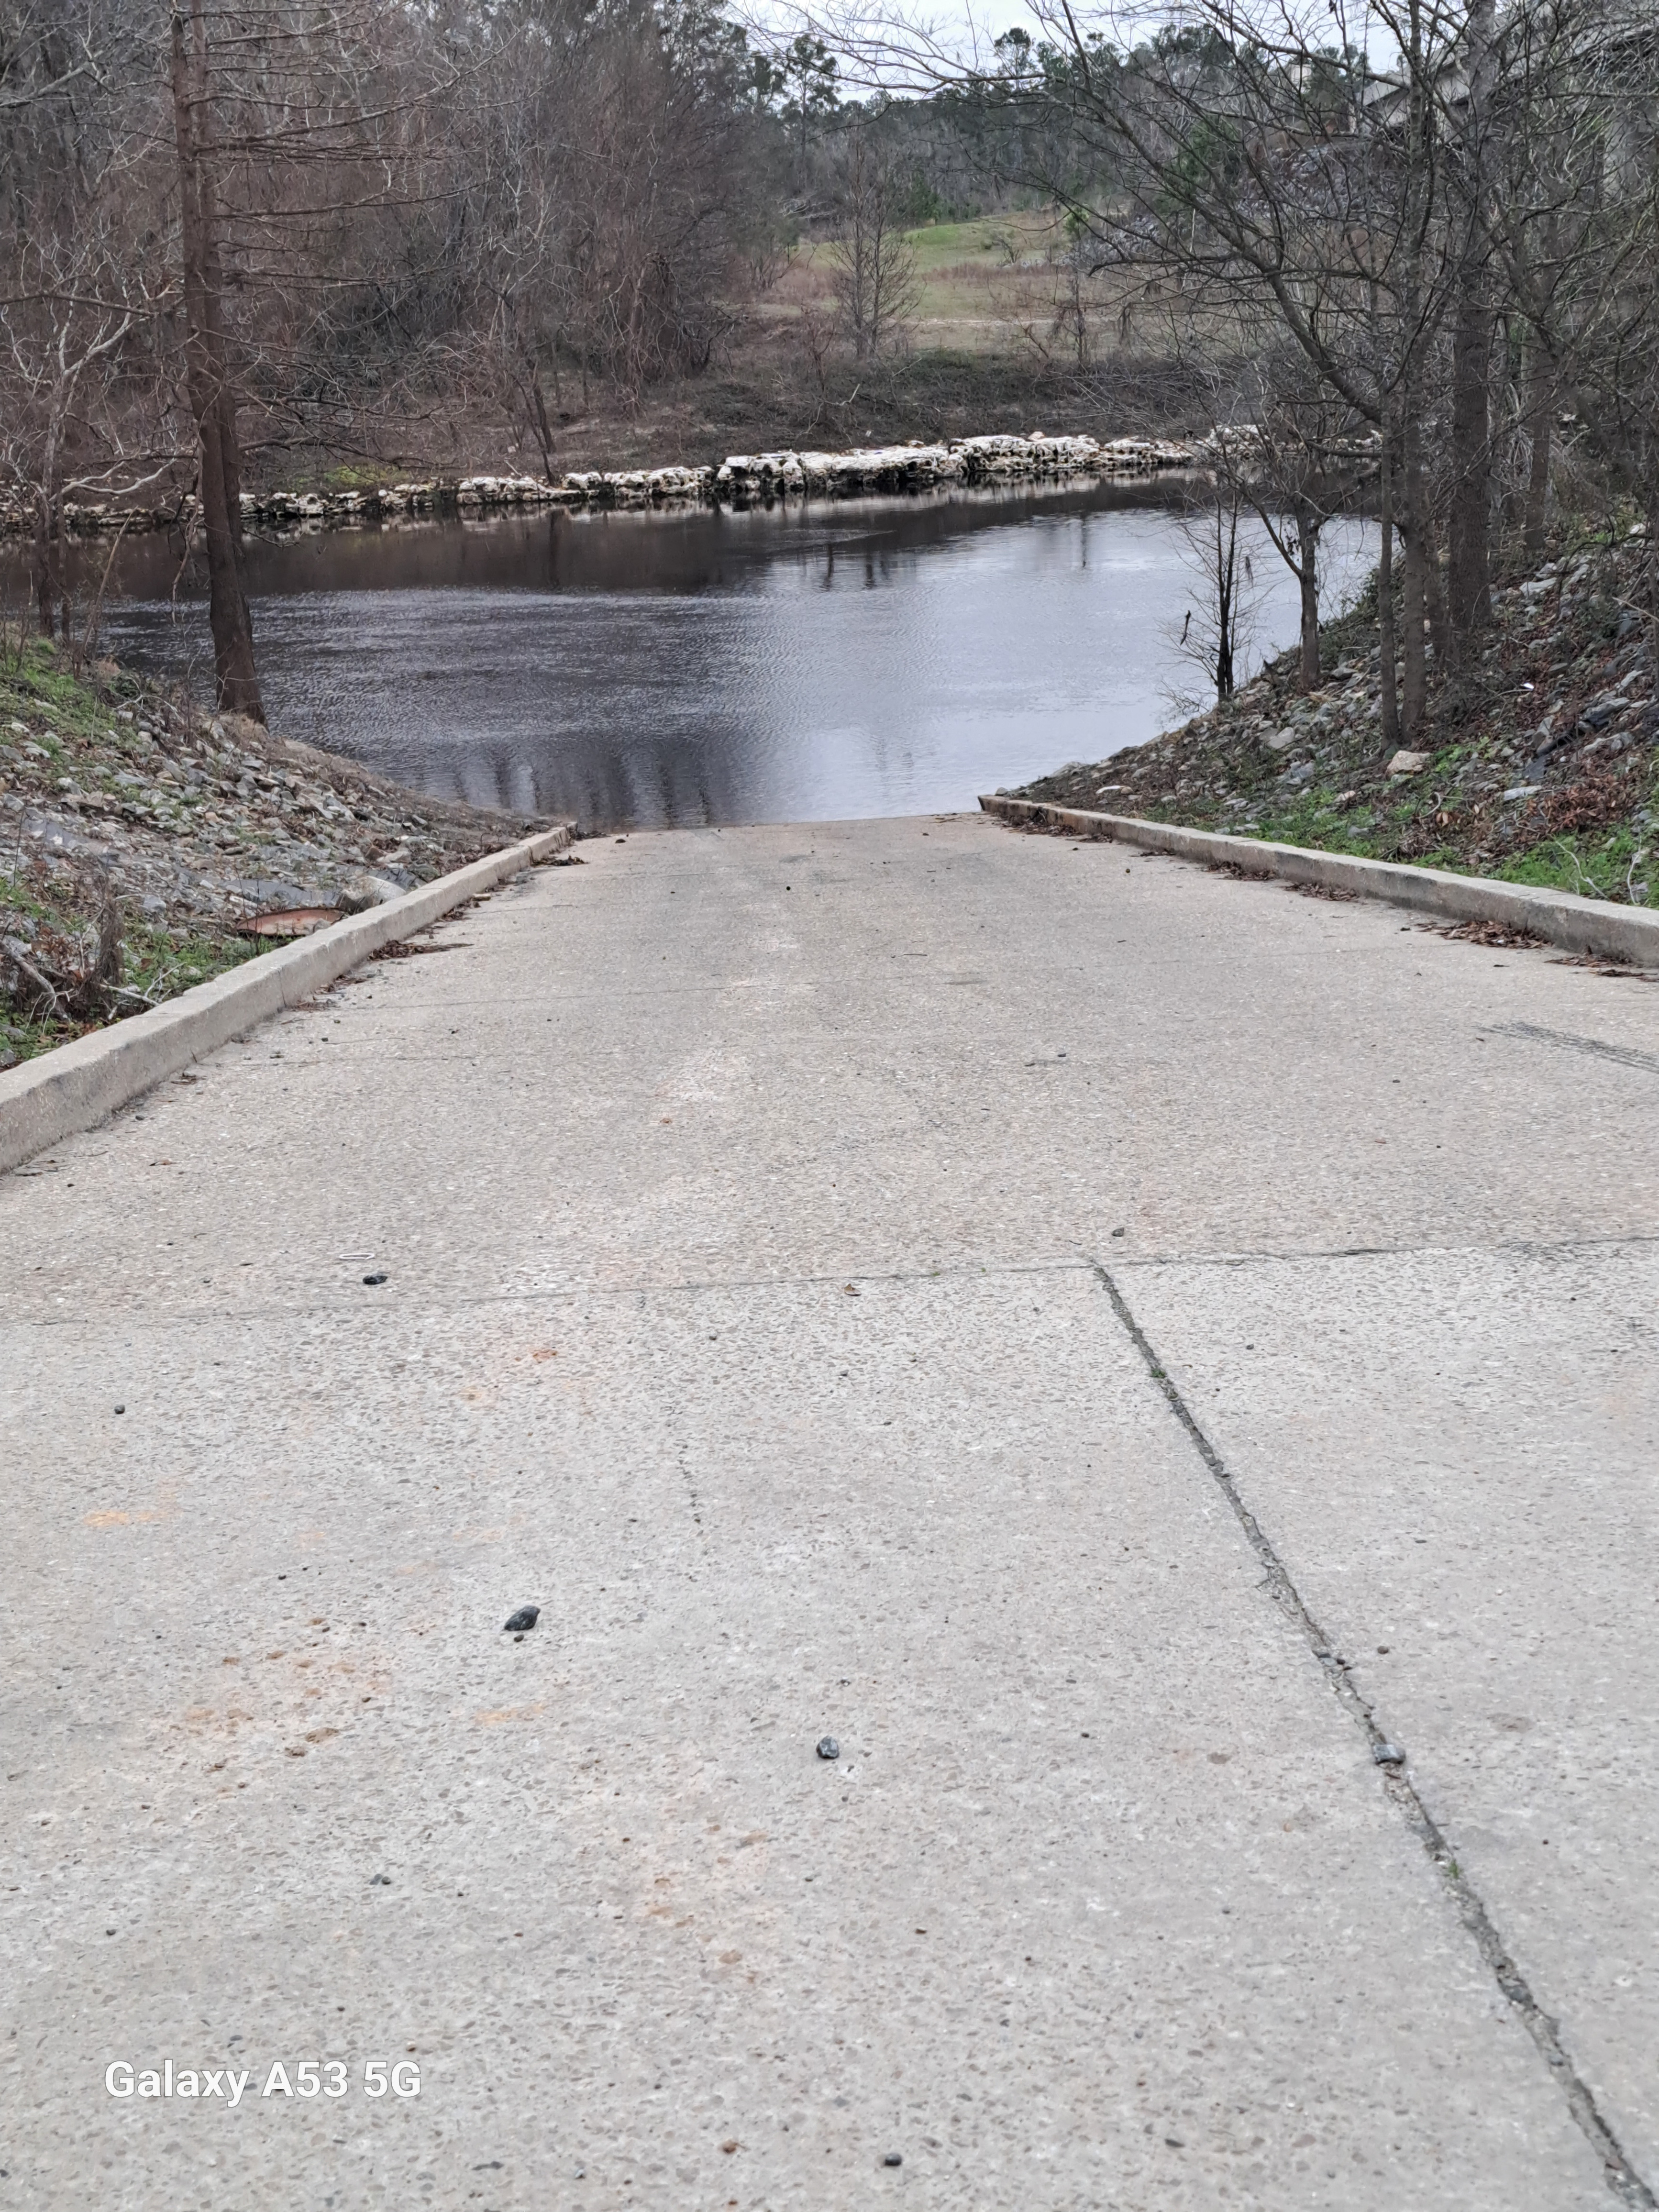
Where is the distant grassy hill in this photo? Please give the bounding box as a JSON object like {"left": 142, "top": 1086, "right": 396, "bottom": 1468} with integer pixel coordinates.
{"left": 259, "top": 206, "right": 1195, "bottom": 488}
{"left": 766, "top": 210, "right": 1093, "bottom": 358}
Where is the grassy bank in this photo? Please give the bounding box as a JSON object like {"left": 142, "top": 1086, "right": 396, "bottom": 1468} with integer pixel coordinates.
{"left": 303, "top": 342, "right": 1210, "bottom": 492}
{"left": 0, "top": 640, "right": 556, "bottom": 1068}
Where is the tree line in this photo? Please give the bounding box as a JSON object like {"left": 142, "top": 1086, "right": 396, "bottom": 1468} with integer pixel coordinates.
{"left": 4, "top": 0, "right": 1653, "bottom": 738}
{"left": 888, "top": 0, "right": 1659, "bottom": 734}
{"left": 0, "top": 0, "right": 791, "bottom": 712}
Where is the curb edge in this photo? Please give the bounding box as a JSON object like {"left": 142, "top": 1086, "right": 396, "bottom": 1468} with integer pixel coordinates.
{"left": 978, "top": 795, "right": 1659, "bottom": 967}
{"left": 0, "top": 824, "right": 573, "bottom": 1175}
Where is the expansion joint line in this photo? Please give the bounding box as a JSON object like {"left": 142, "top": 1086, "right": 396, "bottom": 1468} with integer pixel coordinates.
{"left": 1091, "top": 1260, "right": 1656, "bottom": 2212}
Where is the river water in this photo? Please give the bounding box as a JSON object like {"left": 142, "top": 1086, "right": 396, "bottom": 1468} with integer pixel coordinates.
{"left": 85, "top": 482, "right": 1372, "bottom": 832}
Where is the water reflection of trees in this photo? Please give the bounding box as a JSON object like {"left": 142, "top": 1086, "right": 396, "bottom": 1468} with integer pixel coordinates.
{"left": 9, "top": 476, "right": 1196, "bottom": 610}
{"left": 89, "top": 480, "right": 1286, "bottom": 834}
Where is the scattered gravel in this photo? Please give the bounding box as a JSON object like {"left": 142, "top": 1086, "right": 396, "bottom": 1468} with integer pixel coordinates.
{"left": 0, "top": 650, "right": 561, "bottom": 1064}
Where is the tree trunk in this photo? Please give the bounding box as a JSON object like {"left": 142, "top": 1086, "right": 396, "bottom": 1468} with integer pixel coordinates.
{"left": 1295, "top": 505, "right": 1321, "bottom": 686}
{"left": 171, "top": 0, "right": 264, "bottom": 723}
{"left": 1214, "top": 501, "right": 1237, "bottom": 701}
{"left": 1447, "top": 286, "right": 1493, "bottom": 652}
{"left": 1396, "top": 0, "right": 1433, "bottom": 741}
{"left": 1425, "top": 516, "right": 1449, "bottom": 677}
{"left": 1401, "top": 528, "right": 1427, "bottom": 739}
{"left": 1399, "top": 409, "right": 1427, "bottom": 739}
{"left": 1524, "top": 338, "right": 1553, "bottom": 558}
{"left": 1446, "top": 0, "right": 1495, "bottom": 656}
{"left": 1377, "top": 436, "right": 1400, "bottom": 752}
{"left": 33, "top": 493, "right": 57, "bottom": 639}
{"left": 530, "top": 367, "right": 557, "bottom": 484}
{"left": 32, "top": 409, "right": 64, "bottom": 638}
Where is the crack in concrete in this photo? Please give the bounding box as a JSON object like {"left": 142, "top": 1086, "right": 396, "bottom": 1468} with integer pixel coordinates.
{"left": 1093, "top": 1258, "right": 1657, "bottom": 2212}
{"left": 12, "top": 1234, "right": 1659, "bottom": 1332}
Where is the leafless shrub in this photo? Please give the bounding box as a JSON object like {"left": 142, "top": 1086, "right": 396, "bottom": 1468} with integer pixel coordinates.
{"left": 826, "top": 117, "right": 921, "bottom": 361}
{"left": 1166, "top": 477, "right": 1265, "bottom": 712}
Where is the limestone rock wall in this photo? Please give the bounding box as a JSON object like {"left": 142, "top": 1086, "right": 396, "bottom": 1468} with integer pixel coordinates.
{"left": 6, "top": 431, "right": 1204, "bottom": 540}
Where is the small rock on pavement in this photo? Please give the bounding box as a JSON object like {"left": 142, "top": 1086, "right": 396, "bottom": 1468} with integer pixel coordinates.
{"left": 362, "top": 1272, "right": 387, "bottom": 1285}
{"left": 816, "top": 1736, "right": 840, "bottom": 1760}
{"left": 503, "top": 1605, "right": 540, "bottom": 1633}
{"left": 883, "top": 2152, "right": 903, "bottom": 2167}
{"left": 1373, "top": 1741, "right": 1406, "bottom": 1765}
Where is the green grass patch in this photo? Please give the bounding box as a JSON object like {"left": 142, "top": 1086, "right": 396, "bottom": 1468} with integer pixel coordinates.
{"left": 1495, "top": 828, "right": 1658, "bottom": 906}
{"left": 321, "top": 460, "right": 395, "bottom": 491}
{"left": 1222, "top": 793, "right": 1656, "bottom": 906}
{"left": 0, "top": 877, "right": 265, "bottom": 1068}
{"left": 0, "top": 634, "right": 137, "bottom": 744}
{"left": 899, "top": 210, "right": 1058, "bottom": 271}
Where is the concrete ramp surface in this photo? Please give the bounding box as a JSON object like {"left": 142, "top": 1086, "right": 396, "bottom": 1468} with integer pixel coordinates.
{"left": 3, "top": 813, "right": 1656, "bottom": 2210}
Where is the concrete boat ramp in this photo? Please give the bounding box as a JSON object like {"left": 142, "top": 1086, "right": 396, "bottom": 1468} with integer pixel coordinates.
{"left": 3, "top": 812, "right": 1657, "bottom": 2209}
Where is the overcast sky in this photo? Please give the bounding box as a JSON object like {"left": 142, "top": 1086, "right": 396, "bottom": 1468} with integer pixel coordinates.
{"left": 741, "top": 0, "right": 1402, "bottom": 91}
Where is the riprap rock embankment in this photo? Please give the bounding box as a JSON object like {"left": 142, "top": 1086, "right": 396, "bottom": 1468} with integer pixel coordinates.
{"left": 14, "top": 432, "right": 1202, "bottom": 538}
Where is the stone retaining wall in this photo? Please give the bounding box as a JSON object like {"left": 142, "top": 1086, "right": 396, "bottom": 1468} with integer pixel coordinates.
{"left": 7, "top": 432, "right": 1203, "bottom": 539}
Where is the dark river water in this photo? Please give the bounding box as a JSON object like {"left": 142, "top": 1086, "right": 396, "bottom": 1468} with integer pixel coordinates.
{"left": 77, "top": 481, "right": 1372, "bottom": 831}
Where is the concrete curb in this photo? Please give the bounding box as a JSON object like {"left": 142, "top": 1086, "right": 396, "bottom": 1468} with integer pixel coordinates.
{"left": 980, "top": 794, "right": 1659, "bottom": 967}
{"left": 0, "top": 823, "right": 573, "bottom": 1174}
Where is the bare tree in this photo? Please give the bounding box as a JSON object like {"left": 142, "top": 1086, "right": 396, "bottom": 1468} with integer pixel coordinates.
{"left": 1171, "top": 475, "right": 1261, "bottom": 708}
{"left": 1048, "top": 210, "right": 1097, "bottom": 373}
{"left": 1199, "top": 351, "right": 1371, "bottom": 691}
{"left": 0, "top": 3, "right": 173, "bottom": 639}
{"left": 433, "top": 0, "right": 767, "bottom": 442}
{"left": 2, "top": 228, "right": 139, "bottom": 635}
{"left": 827, "top": 114, "right": 920, "bottom": 361}
{"left": 170, "top": 0, "right": 261, "bottom": 718}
